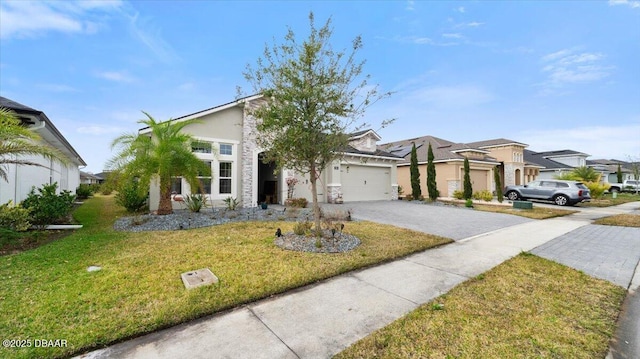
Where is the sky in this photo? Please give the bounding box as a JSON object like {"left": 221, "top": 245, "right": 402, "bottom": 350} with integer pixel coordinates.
{"left": 1, "top": 0, "right": 639, "bottom": 173}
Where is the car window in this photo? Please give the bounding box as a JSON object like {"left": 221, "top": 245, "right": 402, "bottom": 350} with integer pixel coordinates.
{"left": 541, "top": 181, "right": 557, "bottom": 188}
{"left": 576, "top": 183, "right": 588, "bottom": 189}
{"left": 527, "top": 181, "right": 541, "bottom": 187}
{"left": 557, "top": 182, "right": 569, "bottom": 188}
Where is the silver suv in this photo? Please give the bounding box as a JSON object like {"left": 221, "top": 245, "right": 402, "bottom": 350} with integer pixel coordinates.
{"left": 504, "top": 180, "right": 591, "bottom": 206}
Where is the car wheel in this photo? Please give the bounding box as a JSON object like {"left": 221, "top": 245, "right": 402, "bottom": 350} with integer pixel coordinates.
{"left": 554, "top": 194, "right": 569, "bottom": 206}
{"left": 506, "top": 191, "right": 520, "bottom": 201}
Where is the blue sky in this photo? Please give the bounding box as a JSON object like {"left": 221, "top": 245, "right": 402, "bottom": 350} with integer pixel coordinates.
{"left": 1, "top": 0, "right": 639, "bottom": 173}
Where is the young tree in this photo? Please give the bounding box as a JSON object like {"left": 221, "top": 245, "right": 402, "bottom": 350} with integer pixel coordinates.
{"left": 410, "top": 143, "right": 422, "bottom": 200}
{"left": 108, "top": 112, "right": 211, "bottom": 215}
{"left": 426, "top": 142, "right": 438, "bottom": 201}
{"left": 494, "top": 166, "right": 503, "bottom": 203}
{"left": 0, "top": 107, "right": 68, "bottom": 182}
{"left": 243, "top": 12, "right": 391, "bottom": 234}
{"left": 617, "top": 163, "right": 623, "bottom": 183}
{"left": 463, "top": 157, "right": 473, "bottom": 200}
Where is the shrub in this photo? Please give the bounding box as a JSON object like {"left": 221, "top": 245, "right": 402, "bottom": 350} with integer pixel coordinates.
{"left": 410, "top": 143, "right": 422, "bottom": 200}
{"left": 426, "top": 143, "right": 438, "bottom": 201}
{"left": 223, "top": 196, "right": 239, "bottom": 210}
{"left": 465, "top": 198, "right": 474, "bottom": 208}
{"left": 452, "top": 190, "right": 464, "bottom": 200}
{"left": 0, "top": 201, "right": 31, "bottom": 232}
{"left": 183, "top": 194, "right": 207, "bottom": 213}
{"left": 76, "top": 183, "right": 93, "bottom": 200}
{"left": 463, "top": 157, "right": 472, "bottom": 200}
{"left": 115, "top": 180, "right": 148, "bottom": 213}
{"left": 21, "top": 183, "right": 76, "bottom": 229}
{"left": 494, "top": 166, "right": 503, "bottom": 203}
{"left": 473, "top": 190, "right": 493, "bottom": 202}
{"left": 586, "top": 181, "right": 610, "bottom": 199}
{"left": 287, "top": 198, "right": 308, "bottom": 208}
{"left": 293, "top": 220, "right": 313, "bottom": 235}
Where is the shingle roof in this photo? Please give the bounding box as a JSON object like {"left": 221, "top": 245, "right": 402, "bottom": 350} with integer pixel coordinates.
{"left": 0, "top": 96, "right": 40, "bottom": 113}
{"left": 343, "top": 145, "right": 403, "bottom": 159}
{"left": 466, "top": 138, "right": 528, "bottom": 148}
{"left": 524, "top": 149, "right": 571, "bottom": 170}
{"left": 534, "top": 149, "right": 589, "bottom": 157}
{"left": 381, "top": 135, "right": 499, "bottom": 165}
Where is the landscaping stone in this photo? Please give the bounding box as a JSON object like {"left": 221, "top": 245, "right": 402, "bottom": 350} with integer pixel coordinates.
{"left": 181, "top": 268, "right": 219, "bottom": 290}
{"left": 87, "top": 265, "right": 102, "bottom": 272}
{"left": 274, "top": 231, "right": 360, "bottom": 253}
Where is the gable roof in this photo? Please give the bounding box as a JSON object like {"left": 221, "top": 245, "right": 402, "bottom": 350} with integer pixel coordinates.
{"left": 381, "top": 135, "right": 499, "bottom": 165}
{"left": 524, "top": 149, "right": 572, "bottom": 170}
{"left": 466, "top": 138, "right": 528, "bottom": 148}
{"left": 534, "top": 149, "right": 590, "bottom": 158}
{"left": 1, "top": 96, "right": 86, "bottom": 166}
{"left": 349, "top": 129, "right": 381, "bottom": 141}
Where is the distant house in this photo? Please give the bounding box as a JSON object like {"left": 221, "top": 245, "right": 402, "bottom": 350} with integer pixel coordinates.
{"left": 382, "top": 136, "right": 539, "bottom": 197}
{"left": 142, "top": 95, "right": 402, "bottom": 211}
{"left": 0, "top": 96, "right": 86, "bottom": 204}
{"left": 80, "top": 171, "right": 101, "bottom": 185}
{"left": 587, "top": 159, "right": 635, "bottom": 183}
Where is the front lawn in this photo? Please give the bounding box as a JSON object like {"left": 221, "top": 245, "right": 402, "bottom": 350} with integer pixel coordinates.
{"left": 473, "top": 204, "right": 577, "bottom": 219}
{"left": 0, "top": 195, "right": 451, "bottom": 359}
{"left": 578, "top": 192, "right": 640, "bottom": 207}
{"left": 336, "top": 253, "right": 625, "bottom": 359}
{"left": 594, "top": 214, "right": 640, "bottom": 227}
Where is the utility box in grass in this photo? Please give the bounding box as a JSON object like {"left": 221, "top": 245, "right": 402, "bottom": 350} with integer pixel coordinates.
{"left": 513, "top": 201, "right": 533, "bottom": 209}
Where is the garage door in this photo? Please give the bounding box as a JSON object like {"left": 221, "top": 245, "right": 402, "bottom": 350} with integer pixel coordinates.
{"left": 469, "top": 170, "right": 489, "bottom": 192}
{"left": 341, "top": 165, "right": 391, "bottom": 201}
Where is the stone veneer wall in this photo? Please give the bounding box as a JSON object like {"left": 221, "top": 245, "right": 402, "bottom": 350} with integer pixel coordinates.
{"left": 503, "top": 163, "right": 524, "bottom": 187}
{"left": 327, "top": 184, "right": 342, "bottom": 203}
{"left": 241, "top": 100, "right": 263, "bottom": 208}
{"left": 391, "top": 184, "right": 399, "bottom": 200}
{"left": 447, "top": 180, "right": 460, "bottom": 197}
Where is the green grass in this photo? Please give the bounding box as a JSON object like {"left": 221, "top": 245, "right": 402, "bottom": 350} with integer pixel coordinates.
{"left": 594, "top": 214, "right": 640, "bottom": 227}
{"left": 0, "top": 195, "right": 451, "bottom": 359}
{"left": 336, "top": 254, "right": 626, "bottom": 359}
{"left": 473, "top": 204, "right": 577, "bottom": 219}
{"left": 578, "top": 192, "right": 640, "bottom": 207}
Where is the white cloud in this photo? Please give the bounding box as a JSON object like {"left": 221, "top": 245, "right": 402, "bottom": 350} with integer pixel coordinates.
{"left": 77, "top": 125, "right": 126, "bottom": 135}
{"left": 518, "top": 124, "right": 640, "bottom": 159}
{"left": 0, "top": 0, "right": 122, "bottom": 39}
{"left": 456, "top": 6, "right": 465, "bottom": 13}
{"left": 96, "top": 71, "right": 136, "bottom": 83}
{"left": 442, "top": 33, "right": 463, "bottom": 39}
{"left": 454, "top": 21, "right": 485, "bottom": 29}
{"left": 538, "top": 48, "right": 613, "bottom": 95}
{"left": 406, "top": 0, "right": 415, "bottom": 11}
{"left": 609, "top": 0, "right": 640, "bottom": 8}
{"left": 126, "top": 12, "right": 179, "bottom": 63}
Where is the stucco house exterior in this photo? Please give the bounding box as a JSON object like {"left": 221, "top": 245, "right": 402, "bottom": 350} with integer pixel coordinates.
{"left": 587, "top": 159, "right": 635, "bottom": 183}
{"left": 382, "top": 136, "right": 542, "bottom": 198}
{"left": 144, "top": 95, "right": 402, "bottom": 211}
{"left": 525, "top": 149, "right": 589, "bottom": 180}
{"left": 0, "top": 96, "right": 86, "bottom": 204}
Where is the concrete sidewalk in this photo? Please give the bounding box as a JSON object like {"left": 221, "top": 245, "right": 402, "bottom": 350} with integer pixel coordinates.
{"left": 77, "top": 217, "right": 588, "bottom": 359}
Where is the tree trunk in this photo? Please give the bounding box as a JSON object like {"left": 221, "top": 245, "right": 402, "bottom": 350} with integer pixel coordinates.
{"left": 157, "top": 176, "right": 173, "bottom": 215}
{"left": 309, "top": 163, "right": 322, "bottom": 237}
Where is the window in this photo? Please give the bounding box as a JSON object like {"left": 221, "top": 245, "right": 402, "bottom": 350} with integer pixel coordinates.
{"left": 220, "top": 143, "right": 233, "bottom": 155}
{"left": 192, "top": 141, "right": 212, "bottom": 154}
{"left": 171, "top": 177, "right": 182, "bottom": 194}
{"left": 219, "top": 162, "right": 232, "bottom": 194}
{"left": 197, "top": 161, "right": 212, "bottom": 194}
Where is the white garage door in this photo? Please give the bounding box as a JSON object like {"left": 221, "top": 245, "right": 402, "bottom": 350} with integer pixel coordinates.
{"left": 341, "top": 165, "right": 391, "bottom": 201}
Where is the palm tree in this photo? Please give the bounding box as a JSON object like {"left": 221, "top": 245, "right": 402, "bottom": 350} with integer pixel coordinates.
{"left": 0, "top": 107, "right": 69, "bottom": 182}
{"left": 556, "top": 166, "right": 600, "bottom": 182}
{"left": 108, "top": 112, "right": 211, "bottom": 215}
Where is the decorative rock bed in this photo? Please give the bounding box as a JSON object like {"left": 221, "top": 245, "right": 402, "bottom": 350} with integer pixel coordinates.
{"left": 274, "top": 230, "right": 361, "bottom": 253}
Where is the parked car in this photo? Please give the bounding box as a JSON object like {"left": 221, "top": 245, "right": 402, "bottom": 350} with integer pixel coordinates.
{"left": 607, "top": 180, "right": 640, "bottom": 193}
{"left": 504, "top": 180, "right": 591, "bottom": 206}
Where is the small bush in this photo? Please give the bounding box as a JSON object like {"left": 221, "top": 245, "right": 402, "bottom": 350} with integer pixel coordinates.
{"left": 452, "top": 190, "right": 464, "bottom": 200}
{"left": 473, "top": 190, "right": 493, "bottom": 202}
{"left": 183, "top": 194, "right": 207, "bottom": 213}
{"left": 223, "top": 196, "right": 239, "bottom": 210}
{"left": 76, "top": 183, "right": 93, "bottom": 200}
{"left": 115, "top": 180, "right": 148, "bottom": 213}
{"left": 465, "top": 199, "right": 474, "bottom": 208}
{"left": 0, "top": 201, "right": 31, "bottom": 232}
{"left": 293, "top": 220, "right": 313, "bottom": 235}
{"left": 586, "top": 182, "right": 610, "bottom": 199}
{"left": 286, "top": 198, "right": 308, "bottom": 208}
{"left": 21, "top": 183, "right": 76, "bottom": 229}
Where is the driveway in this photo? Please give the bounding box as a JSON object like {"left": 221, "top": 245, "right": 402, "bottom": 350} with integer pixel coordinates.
{"left": 321, "top": 200, "right": 532, "bottom": 241}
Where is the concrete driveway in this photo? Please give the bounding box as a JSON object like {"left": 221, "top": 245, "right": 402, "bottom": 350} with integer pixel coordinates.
{"left": 322, "top": 200, "right": 532, "bottom": 241}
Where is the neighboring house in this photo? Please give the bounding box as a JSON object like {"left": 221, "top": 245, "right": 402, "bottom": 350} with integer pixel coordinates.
{"left": 383, "top": 136, "right": 529, "bottom": 198}
{"left": 0, "top": 96, "right": 86, "bottom": 204}
{"left": 587, "top": 159, "right": 635, "bottom": 183}
{"left": 80, "top": 171, "right": 102, "bottom": 185}
{"left": 525, "top": 149, "right": 590, "bottom": 180}
{"left": 143, "top": 95, "right": 402, "bottom": 211}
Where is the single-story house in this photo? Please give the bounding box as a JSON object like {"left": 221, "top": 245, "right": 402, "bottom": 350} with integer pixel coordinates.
{"left": 587, "top": 159, "right": 635, "bottom": 183}
{"left": 80, "top": 171, "right": 102, "bottom": 185}
{"left": 0, "top": 96, "right": 86, "bottom": 204}
{"left": 143, "top": 95, "right": 402, "bottom": 211}
{"left": 381, "top": 136, "right": 539, "bottom": 198}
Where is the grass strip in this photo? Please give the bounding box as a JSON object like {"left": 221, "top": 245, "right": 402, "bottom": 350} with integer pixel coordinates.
{"left": 594, "top": 214, "right": 640, "bottom": 227}
{"left": 473, "top": 204, "right": 576, "bottom": 219}
{"left": 0, "top": 195, "right": 451, "bottom": 359}
{"left": 578, "top": 193, "right": 640, "bottom": 207}
{"left": 336, "top": 254, "right": 625, "bottom": 359}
